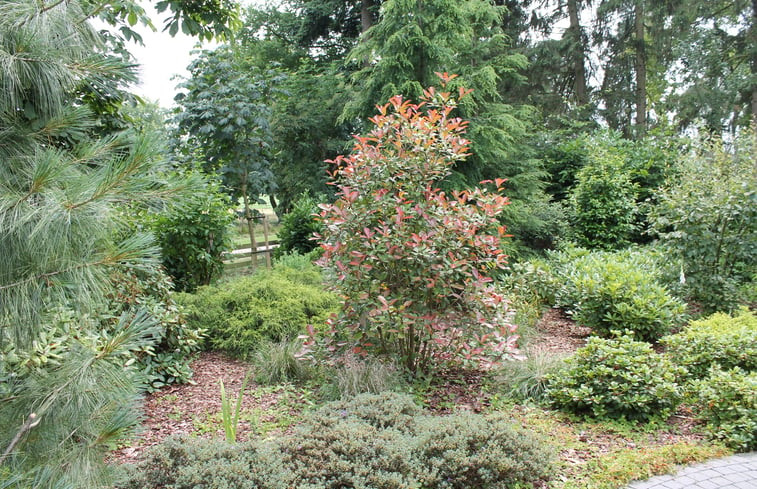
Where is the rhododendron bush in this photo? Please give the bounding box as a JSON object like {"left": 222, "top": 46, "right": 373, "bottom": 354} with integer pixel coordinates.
{"left": 311, "top": 75, "right": 517, "bottom": 374}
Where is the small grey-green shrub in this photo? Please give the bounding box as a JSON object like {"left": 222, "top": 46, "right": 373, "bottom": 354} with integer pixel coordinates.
{"left": 492, "top": 348, "right": 568, "bottom": 403}
{"left": 690, "top": 367, "right": 756, "bottom": 452}
{"left": 662, "top": 308, "right": 756, "bottom": 381}
{"left": 252, "top": 339, "right": 314, "bottom": 385}
{"left": 117, "top": 392, "right": 554, "bottom": 489}
{"left": 546, "top": 335, "right": 685, "bottom": 421}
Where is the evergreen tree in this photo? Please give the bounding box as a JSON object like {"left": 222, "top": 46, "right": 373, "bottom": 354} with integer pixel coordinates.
{"left": 0, "top": 1, "right": 201, "bottom": 486}
{"left": 343, "top": 0, "right": 539, "bottom": 198}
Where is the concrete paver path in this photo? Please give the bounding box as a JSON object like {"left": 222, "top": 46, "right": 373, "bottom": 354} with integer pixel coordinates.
{"left": 626, "top": 452, "right": 757, "bottom": 489}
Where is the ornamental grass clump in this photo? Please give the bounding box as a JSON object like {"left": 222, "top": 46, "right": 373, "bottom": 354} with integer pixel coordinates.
{"left": 312, "top": 74, "right": 516, "bottom": 374}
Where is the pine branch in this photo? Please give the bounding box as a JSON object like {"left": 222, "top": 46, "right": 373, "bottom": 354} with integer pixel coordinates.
{"left": 0, "top": 413, "right": 41, "bottom": 466}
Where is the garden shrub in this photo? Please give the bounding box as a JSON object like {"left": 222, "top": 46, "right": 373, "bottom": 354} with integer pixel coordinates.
{"left": 177, "top": 264, "right": 338, "bottom": 358}
{"left": 662, "top": 308, "right": 757, "bottom": 380}
{"left": 690, "top": 367, "right": 757, "bottom": 451}
{"left": 650, "top": 129, "right": 757, "bottom": 313}
{"left": 274, "top": 193, "right": 324, "bottom": 258}
{"left": 251, "top": 339, "right": 315, "bottom": 385}
{"left": 118, "top": 392, "right": 554, "bottom": 489}
{"left": 0, "top": 266, "right": 203, "bottom": 392}
{"left": 546, "top": 335, "right": 685, "bottom": 421}
{"left": 569, "top": 142, "right": 639, "bottom": 250}
{"left": 552, "top": 247, "right": 685, "bottom": 342}
{"left": 142, "top": 174, "right": 235, "bottom": 292}
{"left": 314, "top": 77, "right": 516, "bottom": 374}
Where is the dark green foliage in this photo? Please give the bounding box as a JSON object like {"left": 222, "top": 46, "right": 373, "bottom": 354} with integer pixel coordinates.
{"left": 143, "top": 175, "right": 235, "bottom": 292}
{"left": 118, "top": 392, "right": 554, "bottom": 489}
{"left": 176, "top": 262, "right": 338, "bottom": 357}
{"left": 106, "top": 266, "right": 205, "bottom": 390}
{"left": 274, "top": 193, "right": 324, "bottom": 258}
{"left": 569, "top": 143, "right": 639, "bottom": 250}
{"left": 650, "top": 130, "right": 757, "bottom": 313}
{"left": 662, "top": 309, "right": 757, "bottom": 381}
{"left": 553, "top": 247, "right": 685, "bottom": 342}
{"left": 546, "top": 335, "right": 685, "bottom": 421}
{"left": 689, "top": 367, "right": 757, "bottom": 452}
{"left": 500, "top": 196, "right": 569, "bottom": 258}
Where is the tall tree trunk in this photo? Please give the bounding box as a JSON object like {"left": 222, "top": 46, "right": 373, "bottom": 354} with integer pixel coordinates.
{"left": 751, "top": 0, "right": 757, "bottom": 122}
{"left": 567, "top": 0, "right": 589, "bottom": 106}
{"left": 361, "top": 0, "right": 374, "bottom": 34}
{"left": 634, "top": 0, "right": 647, "bottom": 138}
{"left": 241, "top": 176, "right": 257, "bottom": 270}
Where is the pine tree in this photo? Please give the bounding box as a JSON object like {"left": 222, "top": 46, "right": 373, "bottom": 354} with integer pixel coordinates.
{"left": 0, "top": 1, "right": 179, "bottom": 486}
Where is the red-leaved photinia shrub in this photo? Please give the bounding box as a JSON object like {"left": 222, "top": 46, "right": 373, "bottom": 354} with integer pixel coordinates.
{"left": 310, "top": 74, "right": 517, "bottom": 374}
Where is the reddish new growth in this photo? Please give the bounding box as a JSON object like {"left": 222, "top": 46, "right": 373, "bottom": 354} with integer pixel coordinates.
{"left": 310, "top": 73, "right": 517, "bottom": 374}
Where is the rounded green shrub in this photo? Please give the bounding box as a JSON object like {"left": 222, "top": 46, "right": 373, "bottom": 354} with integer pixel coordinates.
{"left": 546, "top": 335, "right": 685, "bottom": 421}
{"left": 274, "top": 193, "right": 324, "bottom": 258}
{"left": 176, "top": 265, "right": 338, "bottom": 358}
{"left": 690, "top": 367, "right": 757, "bottom": 451}
{"left": 554, "top": 248, "right": 685, "bottom": 342}
{"left": 662, "top": 308, "right": 757, "bottom": 381}
{"left": 569, "top": 144, "right": 638, "bottom": 250}
{"left": 143, "top": 175, "right": 235, "bottom": 292}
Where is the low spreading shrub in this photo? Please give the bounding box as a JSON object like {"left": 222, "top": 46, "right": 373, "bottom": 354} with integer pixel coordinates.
{"left": 1, "top": 266, "right": 203, "bottom": 392}
{"left": 546, "top": 335, "right": 684, "bottom": 421}
{"left": 177, "top": 263, "right": 338, "bottom": 358}
{"left": 690, "top": 367, "right": 757, "bottom": 451}
{"left": 118, "top": 392, "right": 554, "bottom": 489}
{"left": 662, "top": 308, "right": 756, "bottom": 381}
{"left": 552, "top": 247, "right": 685, "bottom": 342}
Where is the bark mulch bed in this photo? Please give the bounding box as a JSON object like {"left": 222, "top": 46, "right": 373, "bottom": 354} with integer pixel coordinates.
{"left": 113, "top": 308, "right": 707, "bottom": 475}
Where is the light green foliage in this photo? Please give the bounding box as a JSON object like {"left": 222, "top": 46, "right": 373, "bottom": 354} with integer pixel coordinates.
{"left": 569, "top": 141, "right": 639, "bottom": 249}
{"left": 220, "top": 372, "right": 251, "bottom": 443}
{"left": 690, "top": 367, "right": 757, "bottom": 451}
{"left": 177, "top": 261, "right": 338, "bottom": 357}
{"left": 546, "top": 335, "right": 685, "bottom": 421}
{"left": 650, "top": 130, "right": 757, "bottom": 313}
{"left": 143, "top": 174, "right": 235, "bottom": 292}
{"left": 274, "top": 194, "right": 324, "bottom": 258}
{"left": 662, "top": 308, "right": 757, "bottom": 381}
{"left": 118, "top": 392, "right": 554, "bottom": 489}
{"left": 552, "top": 247, "right": 685, "bottom": 342}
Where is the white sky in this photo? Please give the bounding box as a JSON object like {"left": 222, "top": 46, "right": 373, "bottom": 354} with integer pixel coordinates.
{"left": 126, "top": 1, "right": 267, "bottom": 107}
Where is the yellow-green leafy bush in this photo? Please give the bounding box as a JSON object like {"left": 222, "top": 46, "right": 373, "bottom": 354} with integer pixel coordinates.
{"left": 662, "top": 308, "right": 757, "bottom": 380}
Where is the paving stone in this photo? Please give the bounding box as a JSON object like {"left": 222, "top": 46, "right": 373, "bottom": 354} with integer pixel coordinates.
{"left": 625, "top": 452, "right": 757, "bottom": 489}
